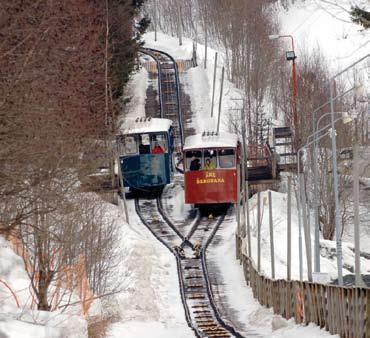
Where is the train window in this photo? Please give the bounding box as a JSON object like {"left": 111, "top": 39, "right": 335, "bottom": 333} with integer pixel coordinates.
{"left": 138, "top": 133, "right": 151, "bottom": 154}
{"left": 185, "top": 150, "right": 201, "bottom": 171}
{"left": 150, "top": 134, "right": 167, "bottom": 154}
{"left": 203, "top": 149, "right": 217, "bottom": 169}
{"left": 218, "top": 149, "right": 235, "bottom": 168}
{"left": 124, "top": 136, "right": 138, "bottom": 155}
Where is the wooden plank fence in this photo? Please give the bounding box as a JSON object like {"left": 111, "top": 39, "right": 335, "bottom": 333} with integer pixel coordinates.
{"left": 236, "top": 235, "right": 369, "bottom": 338}
{"left": 141, "top": 59, "right": 194, "bottom": 73}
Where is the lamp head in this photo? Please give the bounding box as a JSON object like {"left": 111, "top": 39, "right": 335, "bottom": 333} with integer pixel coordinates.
{"left": 269, "top": 34, "right": 280, "bottom": 40}
{"left": 286, "top": 51, "right": 297, "bottom": 61}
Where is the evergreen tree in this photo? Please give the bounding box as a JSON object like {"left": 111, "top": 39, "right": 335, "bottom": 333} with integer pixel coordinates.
{"left": 351, "top": 6, "right": 370, "bottom": 29}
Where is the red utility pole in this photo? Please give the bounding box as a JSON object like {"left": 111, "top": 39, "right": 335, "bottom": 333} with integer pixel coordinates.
{"left": 278, "top": 35, "right": 298, "bottom": 132}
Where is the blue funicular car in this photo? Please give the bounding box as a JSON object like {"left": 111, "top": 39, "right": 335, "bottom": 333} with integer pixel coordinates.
{"left": 117, "top": 117, "right": 174, "bottom": 193}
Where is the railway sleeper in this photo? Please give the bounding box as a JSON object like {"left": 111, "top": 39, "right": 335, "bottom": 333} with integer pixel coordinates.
{"left": 184, "top": 265, "right": 200, "bottom": 270}
{"left": 186, "top": 284, "right": 204, "bottom": 288}
{"left": 200, "top": 325, "right": 229, "bottom": 334}
{"left": 208, "top": 332, "right": 231, "bottom": 338}
{"left": 197, "top": 324, "right": 221, "bottom": 328}
{"left": 194, "top": 314, "right": 213, "bottom": 319}
{"left": 191, "top": 304, "right": 209, "bottom": 308}
{"left": 185, "top": 275, "right": 203, "bottom": 279}
{"left": 187, "top": 294, "right": 205, "bottom": 300}
{"left": 195, "top": 319, "right": 215, "bottom": 324}
{"left": 193, "top": 310, "right": 211, "bottom": 314}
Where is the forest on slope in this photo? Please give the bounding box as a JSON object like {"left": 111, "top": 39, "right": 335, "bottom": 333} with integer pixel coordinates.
{"left": 0, "top": 0, "right": 147, "bottom": 311}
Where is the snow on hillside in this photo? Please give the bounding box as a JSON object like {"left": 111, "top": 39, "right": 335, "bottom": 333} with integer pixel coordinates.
{"left": 0, "top": 236, "right": 88, "bottom": 338}
{"left": 279, "top": 0, "right": 369, "bottom": 74}
{"left": 246, "top": 189, "right": 370, "bottom": 281}
{"left": 107, "top": 198, "right": 194, "bottom": 338}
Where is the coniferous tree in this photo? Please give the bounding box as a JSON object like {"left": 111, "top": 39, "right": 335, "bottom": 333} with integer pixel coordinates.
{"left": 351, "top": 6, "right": 370, "bottom": 29}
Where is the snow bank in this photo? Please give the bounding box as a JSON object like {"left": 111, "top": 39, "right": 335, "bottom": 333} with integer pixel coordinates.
{"left": 107, "top": 199, "right": 192, "bottom": 338}
{"left": 0, "top": 236, "right": 88, "bottom": 338}
{"left": 208, "top": 211, "right": 338, "bottom": 337}
{"left": 245, "top": 189, "right": 370, "bottom": 281}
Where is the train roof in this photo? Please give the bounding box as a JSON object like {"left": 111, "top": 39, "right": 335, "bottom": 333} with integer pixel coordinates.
{"left": 183, "top": 131, "right": 238, "bottom": 150}
{"left": 121, "top": 117, "right": 173, "bottom": 135}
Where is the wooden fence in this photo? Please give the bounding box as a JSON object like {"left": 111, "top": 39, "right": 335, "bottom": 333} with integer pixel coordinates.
{"left": 236, "top": 235, "right": 370, "bottom": 338}
{"left": 141, "top": 59, "right": 194, "bottom": 73}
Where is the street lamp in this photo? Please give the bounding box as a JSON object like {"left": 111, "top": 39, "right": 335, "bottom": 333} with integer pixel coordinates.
{"left": 269, "top": 34, "right": 298, "bottom": 133}
{"left": 329, "top": 54, "right": 369, "bottom": 286}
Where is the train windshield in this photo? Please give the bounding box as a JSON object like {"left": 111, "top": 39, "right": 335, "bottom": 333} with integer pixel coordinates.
{"left": 218, "top": 149, "right": 235, "bottom": 168}
{"left": 150, "top": 133, "right": 167, "bottom": 154}
{"left": 186, "top": 150, "right": 202, "bottom": 171}
{"left": 204, "top": 149, "right": 217, "bottom": 169}
{"left": 123, "top": 135, "right": 138, "bottom": 155}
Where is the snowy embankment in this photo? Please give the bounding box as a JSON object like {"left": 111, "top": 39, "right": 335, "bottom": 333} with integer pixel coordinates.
{"left": 208, "top": 214, "right": 337, "bottom": 338}
{"left": 107, "top": 198, "right": 192, "bottom": 338}
{"left": 0, "top": 235, "right": 88, "bottom": 338}
{"left": 246, "top": 188, "right": 370, "bottom": 281}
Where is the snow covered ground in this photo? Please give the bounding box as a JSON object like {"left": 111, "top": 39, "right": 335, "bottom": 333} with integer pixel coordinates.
{"left": 0, "top": 236, "right": 88, "bottom": 338}
{"left": 1, "top": 1, "right": 368, "bottom": 337}
{"left": 106, "top": 199, "right": 192, "bottom": 338}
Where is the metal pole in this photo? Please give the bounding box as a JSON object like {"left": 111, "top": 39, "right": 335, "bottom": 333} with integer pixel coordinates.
{"left": 236, "top": 163, "right": 241, "bottom": 258}
{"left": 353, "top": 143, "right": 364, "bottom": 286}
{"left": 300, "top": 173, "right": 313, "bottom": 281}
{"left": 236, "top": 163, "right": 241, "bottom": 236}
{"left": 269, "top": 191, "right": 275, "bottom": 279}
{"left": 246, "top": 181, "right": 252, "bottom": 258}
{"left": 287, "top": 175, "right": 292, "bottom": 280}
{"left": 241, "top": 113, "right": 247, "bottom": 239}
{"left": 295, "top": 184, "right": 303, "bottom": 281}
{"left": 216, "top": 67, "right": 225, "bottom": 133}
{"left": 204, "top": 26, "right": 207, "bottom": 69}
{"left": 257, "top": 191, "right": 261, "bottom": 272}
{"left": 210, "top": 52, "right": 218, "bottom": 117}
{"left": 292, "top": 58, "right": 298, "bottom": 133}
{"left": 313, "top": 134, "right": 320, "bottom": 272}
{"left": 177, "top": 4, "right": 182, "bottom": 46}
{"left": 154, "top": 0, "right": 158, "bottom": 41}
{"left": 329, "top": 81, "right": 343, "bottom": 286}
{"left": 117, "top": 156, "right": 130, "bottom": 224}
{"left": 296, "top": 151, "right": 303, "bottom": 281}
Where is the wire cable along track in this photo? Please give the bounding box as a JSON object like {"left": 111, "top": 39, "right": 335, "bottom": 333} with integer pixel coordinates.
{"left": 135, "top": 195, "right": 246, "bottom": 338}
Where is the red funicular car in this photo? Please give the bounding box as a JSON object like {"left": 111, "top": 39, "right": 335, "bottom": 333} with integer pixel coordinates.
{"left": 183, "top": 131, "right": 239, "bottom": 206}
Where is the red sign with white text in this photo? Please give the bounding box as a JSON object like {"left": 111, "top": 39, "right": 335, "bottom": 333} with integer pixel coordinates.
{"left": 184, "top": 169, "right": 237, "bottom": 204}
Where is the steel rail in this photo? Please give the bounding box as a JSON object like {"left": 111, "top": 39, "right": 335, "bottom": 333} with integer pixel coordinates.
{"left": 141, "top": 47, "right": 184, "bottom": 148}
{"left": 201, "top": 214, "right": 246, "bottom": 338}
{"left": 134, "top": 198, "right": 202, "bottom": 337}
{"left": 139, "top": 48, "right": 164, "bottom": 117}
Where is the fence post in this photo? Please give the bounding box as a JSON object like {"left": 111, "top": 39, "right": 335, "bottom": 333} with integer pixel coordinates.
{"left": 268, "top": 191, "right": 275, "bottom": 279}
{"left": 257, "top": 191, "right": 261, "bottom": 272}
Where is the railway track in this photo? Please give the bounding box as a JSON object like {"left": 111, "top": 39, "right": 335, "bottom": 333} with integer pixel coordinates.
{"left": 135, "top": 195, "right": 245, "bottom": 338}
{"left": 140, "top": 48, "right": 184, "bottom": 148}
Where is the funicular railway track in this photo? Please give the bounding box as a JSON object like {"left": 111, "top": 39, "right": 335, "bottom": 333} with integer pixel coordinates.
{"left": 140, "top": 48, "right": 184, "bottom": 148}
{"left": 135, "top": 196, "right": 245, "bottom": 338}
{"left": 134, "top": 48, "right": 246, "bottom": 337}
